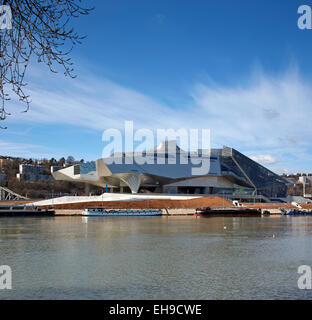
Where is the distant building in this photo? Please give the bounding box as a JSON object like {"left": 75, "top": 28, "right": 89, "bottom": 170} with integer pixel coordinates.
{"left": 36, "top": 160, "right": 47, "bottom": 165}
{"left": 16, "top": 173, "right": 54, "bottom": 182}
{"left": 0, "top": 158, "right": 14, "bottom": 169}
{"left": 50, "top": 166, "right": 63, "bottom": 174}
{"left": 0, "top": 173, "right": 7, "bottom": 185}
{"left": 298, "top": 175, "right": 312, "bottom": 185}
{"left": 19, "top": 164, "right": 45, "bottom": 175}
{"left": 16, "top": 164, "right": 53, "bottom": 181}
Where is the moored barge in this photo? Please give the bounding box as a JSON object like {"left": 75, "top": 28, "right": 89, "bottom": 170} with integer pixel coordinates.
{"left": 195, "top": 207, "right": 262, "bottom": 217}
{"left": 0, "top": 205, "right": 55, "bottom": 217}
{"left": 82, "top": 208, "right": 162, "bottom": 216}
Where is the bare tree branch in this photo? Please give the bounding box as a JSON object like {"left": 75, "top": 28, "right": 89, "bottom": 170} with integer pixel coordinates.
{"left": 0, "top": 0, "right": 93, "bottom": 127}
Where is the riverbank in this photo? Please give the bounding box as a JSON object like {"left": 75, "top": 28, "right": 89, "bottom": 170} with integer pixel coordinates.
{"left": 53, "top": 208, "right": 285, "bottom": 216}
{"left": 4, "top": 193, "right": 312, "bottom": 216}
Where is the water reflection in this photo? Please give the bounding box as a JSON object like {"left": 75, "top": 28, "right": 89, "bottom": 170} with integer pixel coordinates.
{"left": 0, "top": 216, "right": 311, "bottom": 300}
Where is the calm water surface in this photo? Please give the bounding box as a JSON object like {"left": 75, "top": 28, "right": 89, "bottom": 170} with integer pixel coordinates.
{"left": 0, "top": 215, "right": 311, "bottom": 300}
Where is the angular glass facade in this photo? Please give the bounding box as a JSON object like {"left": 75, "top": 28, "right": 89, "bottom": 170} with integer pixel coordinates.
{"left": 222, "top": 147, "right": 290, "bottom": 198}
{"left": 53, "top": 141, "right": 291, "bottom": 197}
{"left": 80, "top": 161, "right": 96, "bottom": 175}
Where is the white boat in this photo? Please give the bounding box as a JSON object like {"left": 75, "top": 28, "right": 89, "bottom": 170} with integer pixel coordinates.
{"left": 82, "top": 208, "right": 162, "bottom": 216}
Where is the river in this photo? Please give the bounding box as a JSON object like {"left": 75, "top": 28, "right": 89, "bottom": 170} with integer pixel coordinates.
{"left": 0, "top": 216, "right": 311, "bottom": 299}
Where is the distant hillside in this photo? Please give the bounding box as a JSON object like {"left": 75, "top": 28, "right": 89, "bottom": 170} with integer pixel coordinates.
{"left": 0, "top": 156, "right": 103, "bottom": 199}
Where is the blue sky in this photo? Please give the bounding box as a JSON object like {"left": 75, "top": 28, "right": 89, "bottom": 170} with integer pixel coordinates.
{"left": 1, "top": 0, "right": 312, "bottom": 174}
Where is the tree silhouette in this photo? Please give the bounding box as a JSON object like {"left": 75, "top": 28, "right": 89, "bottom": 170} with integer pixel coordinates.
{"left": 0, "top": 0, "right": 93, "bottom": 128}
{"left": 66, "top": 155, "right": 75, "bottom": 164}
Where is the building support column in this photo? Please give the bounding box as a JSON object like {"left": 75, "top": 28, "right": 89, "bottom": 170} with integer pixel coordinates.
{"left": 120, "top": 174, "right": 141, "bottom": 194}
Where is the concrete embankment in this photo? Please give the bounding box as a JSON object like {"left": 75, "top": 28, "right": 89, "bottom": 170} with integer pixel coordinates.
{"left": 46, "top": 196, "right": 231, "bottom": 216}
{"left": 8, "top": 194, "right": 312, "bottom": 216}
{"left": 162, "top": 208, "right": 194, "bottom": 215}
{"left": 35, "top": 195, "right": 233, "bottom": 211}
{"left": 55, "top": 209, "right": 82, "bottom": 216}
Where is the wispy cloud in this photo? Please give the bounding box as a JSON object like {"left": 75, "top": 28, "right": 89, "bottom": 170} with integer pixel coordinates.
{"left": 192, "top": 70, "right": 312, "bottom": 148}
{"left": 3, "top": 66, "right": 312, "bottom": 172}
{"left": 0, "top": 140, "right": 48, "bottom": 159}
{"left": 5, "top": 71, "right": 190, "bottom": 131}
{"left": 250, "top": 154, "right": 277, "bottom": 165}
{"left": 262, "top": 108, "right": 280, "bottom": 119}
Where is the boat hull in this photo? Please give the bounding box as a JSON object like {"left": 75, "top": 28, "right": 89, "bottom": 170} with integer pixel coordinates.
{"left": 82, "top": 209, "right": 162, "bottom": 216}
{"left": 0, "top": 207, "right": 55, "bottom": 217}
{"left": 195, "top": 208, "right": 262, "bottom": 217}
{"left": 281, "top": 209, "right": 312, "bottom": 216}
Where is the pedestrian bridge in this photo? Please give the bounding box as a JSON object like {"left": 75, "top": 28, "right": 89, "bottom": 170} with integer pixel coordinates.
{"left": 0, "top": 186, "right": 29, "bottom": 201}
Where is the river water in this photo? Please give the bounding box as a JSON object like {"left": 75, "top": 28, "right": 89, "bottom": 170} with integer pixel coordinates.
{"left": 0, "top": 215, "right": 311, "bottom": 300}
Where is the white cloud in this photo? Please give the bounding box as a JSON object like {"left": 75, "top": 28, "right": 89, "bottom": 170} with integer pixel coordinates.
{"left": 5, "top": 73, "right": 190, "bottom": 131}
{"left": 0, "top": 140, "right": 47, "bottom": 158}
{"left": 250, "top": 154, "right": 277, "bottom": 165}
{"left": 3, "top": 66, "right": 312, "bottom": 172}
{"left": 191, "top": 70, "right": 312, "bottom": 149}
